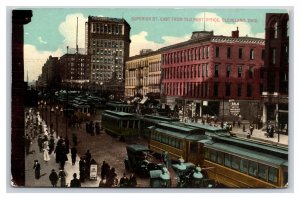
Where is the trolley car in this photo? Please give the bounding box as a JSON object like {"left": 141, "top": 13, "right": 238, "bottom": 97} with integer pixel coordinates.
{"left": 148, "top": 122, "right": 208, "bottom": 165}
{"left": 200, "top": 135, "right": 288, "bottom": 188}
{"left": 139, "top": 114, "right": 180, "bottom": 139}
{"left": 101, "top": 110, "right": 140, "bottom": 139}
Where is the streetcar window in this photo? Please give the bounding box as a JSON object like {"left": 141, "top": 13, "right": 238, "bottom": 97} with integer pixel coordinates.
{"left": 204, "top": 148, "right": 210, "bottom": 159}
{"left": 158, "top": 134, "right": 161, "bottom": 142}
{"left": 231, "top": 156, "right": 240, "bottom": 170}
{"left": 122, "top": 120, "right": 127, "bottom": 128}
{"left": 171, "top": 138, "right": 175, "bottom": 147}
{"left": 258, "top": 164, "right": 268, "bottom": 181}
{"left": 190, "top": 142, "right": 198, "bottom": 153}
{"left": 210, "top": 150, "right": 217, "bottom": 162}
{"left": 175, "top": 140, "right": 179, "bottom": 149}
{"left": 217, "top": 151, "right": 224, "bottom": 165}
{"left": 129, "top": 120, "right": 133, "bottom": 128}
{"left": 240, "top": 159, "right": 248, "bottom": 174}
{"left": 248, "top": 161, "right": 258, "bottom": 177}
{"left": 162, "top": 135, "right": 166, "bottom": 144}
{"left": 224, "top": 154, "right": 231, "bottom": 167}
{"left": 268, "top": 167, "right": 278, "bottom": 185}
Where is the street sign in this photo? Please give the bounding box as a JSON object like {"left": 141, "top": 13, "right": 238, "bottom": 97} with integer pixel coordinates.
{"left": 229, "top": 100, "right": 240, "bottom": 116}
{"left": 90, "top": 164, "right": 98, "bottom": 180}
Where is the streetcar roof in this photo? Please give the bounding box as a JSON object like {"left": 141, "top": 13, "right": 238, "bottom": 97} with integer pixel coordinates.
{"left": 103, "top": 110, "right": 135, "bottom": 117}
{"left": 126, "top": 144, "right": 150, "bottom": 152}
{"left": 187, "top": 123, "right": 226, "bottom": 132}
{"left": 204, "top": 141, "right": 288, "bottom": 166}
{"left": 157, "top": 122, "right": 200, "bottom": 132}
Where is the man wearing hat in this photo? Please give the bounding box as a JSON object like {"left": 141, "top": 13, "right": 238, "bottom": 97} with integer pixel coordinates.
{"left": 49, "top": 169, "right": 59, "bottom": 187}
{"left": 70, "top": 173, "right": 81, "bottom": 187}
{"left": 33, "top": 160, "right": 41, "bottom": 179}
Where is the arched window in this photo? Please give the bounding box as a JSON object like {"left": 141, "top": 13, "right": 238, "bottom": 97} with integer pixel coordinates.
{"left": 270, "top": 20, "right": 278, "bottom": 39}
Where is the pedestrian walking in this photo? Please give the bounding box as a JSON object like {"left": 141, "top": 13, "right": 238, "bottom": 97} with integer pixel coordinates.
{"left": 37, "top": 135, "right": 43, "bottom": 153}
{"left": 249, "top": 123, "right": 254, "bottom": 135}
{"left": 71, "top": 146, "right": 77, "bottom": 165}
{"left": 58, "top": 168, "right": 67, "bottom": 187}
{"left": 24, "top": 134, "right": 31, "bottom": 155}
{"left": 119, "top": 173, "right": 129, "bottom": 187}
{"left": 129, "top": 173, "right": 137, "bottom": 187}
{"left": 72, "top": 133, "right": 78, "bottom": 146}
{"left": 49, "top": 169, "right": 59, "bottom": 187}
{"left": 70, "top": 173, "right": 81, "bottom": 187}
{"left": 33, "top": 160, "right": 41, "bottom": 179}
{"left": 101, "top": 161, "right": 109, "bottom": 180}
{"left": 48, "top": 135, "right": 55, "bottom": 155}
{"left": 79, "top": 157, "right": 86, "bottom": 182}
{"left": 43, "top": 141, "right": 50, "bottom": 162}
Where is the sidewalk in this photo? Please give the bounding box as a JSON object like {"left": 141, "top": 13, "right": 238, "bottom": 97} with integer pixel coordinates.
{"left": 25, "top": 115, "right": 101, "bottom": 188}
{"left": 230, "top": 126, "right": 288, "bottom": 147}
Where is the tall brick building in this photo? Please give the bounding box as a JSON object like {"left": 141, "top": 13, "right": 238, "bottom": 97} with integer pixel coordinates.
{"left": 161, "top": 29, "right": 265, "bottom": 120}
{"left": 261, "top": 13, "right": 289, "bottom": 133}
{"left": 58, "top": 52, "right": 90, "bottom": 90}
{"left": 85, "top": 16, "right": 131, "bottom": 93}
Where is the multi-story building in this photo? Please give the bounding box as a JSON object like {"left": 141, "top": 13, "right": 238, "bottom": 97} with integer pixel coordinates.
{"left": 125, "top": 50, "right": 161, "bottom": 98}
{"left": 261, "top": 13, "right": 289, "bottom": 133}
{"left": 161, "top": 29, "right": 265, "bottom": 120}
{"left": 58, "top": 52, "right": 90, "bottom": 90}
{"left": 85, "top": 16, "right": 131, "bottom": 92}
{"left": 36, "top": 55, "right": 59, "bottom": 90}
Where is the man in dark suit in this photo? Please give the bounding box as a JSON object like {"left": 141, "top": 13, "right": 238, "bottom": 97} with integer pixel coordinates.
{"left": 33, "top": 160, "right": 41, "bottom": 179}
{"left": 70, "top": 173, "right": 81, "bottom": 187}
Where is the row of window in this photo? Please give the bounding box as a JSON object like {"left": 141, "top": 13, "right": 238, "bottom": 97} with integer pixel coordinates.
{"left": 162, "top": 46, "right": 210, "bottom": 65}
{"left": 151, "top": 132, "right": 183, "bottom": 150}
{"left": 91, "top": 23, "right": 124, "bottom": 35}
{"left": 215, "top": 47, "right": 264, "bottom": 60}
{"left": 92, "top": 57, "right": 123, "bottom": 65}
{"left": 91, "top": 39, "right": 124, "bottom": 48}
{"left": 163, "top": 64, "right": 262, "bottom": 80}
{"left": 92, "top": 64, "right": 122, "bottom": 70}
{"left": 162, "top": 46, "right": 264, "bottom": 65}
{"left": 92, "top": 49, "right": 123, "bottom": 56}
{"left": 204, "top": 148, "right": 279, "bottom": 185}
{"left": 164, "top": 82, "right": 261, "bottom": 98}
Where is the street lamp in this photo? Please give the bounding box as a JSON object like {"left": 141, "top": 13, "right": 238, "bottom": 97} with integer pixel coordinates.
{"left": 53, "top": 105, "right": 63, "bottom": 138}
{"left": 44, "top": 101, "right": 47, "bottom": 125}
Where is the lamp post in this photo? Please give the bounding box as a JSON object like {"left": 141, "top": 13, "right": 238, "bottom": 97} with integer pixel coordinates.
{"left": 44, "top": 101, "right": 47, "bottom": 125}
{"left": 53, "top": 105, "right": 63, "bottom": 138}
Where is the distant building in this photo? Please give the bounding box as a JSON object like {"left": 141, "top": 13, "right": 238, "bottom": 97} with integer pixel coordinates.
{"left": 85, "top": 16, "right": 131, "bottom": 93}
{"left": 58, "top": 52, "right": 90, "bottom": 90}
{"left": 125, "top": 50, "right": 161, "bottom": 97}
{"left": 261, "top": 13, "right": 289, "bottom": 133}
{"left": 36, "top": 56, "right": 59, "bottom": 91}
{"left": 160, "top": 29, "right": 265, "bottom": 120}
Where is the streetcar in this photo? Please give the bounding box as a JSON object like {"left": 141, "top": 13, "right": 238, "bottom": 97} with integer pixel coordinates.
{"left": 101, "top": 110, "right": 140, "bottom": 140}
{"left": 139, "top": 114, "right": 180, "bottom": 139}
{"left": 200, "top": 135, "right": 288, "bottom": 188}
{"left": 148, "top": 122, "right": 209, "bottom": 165}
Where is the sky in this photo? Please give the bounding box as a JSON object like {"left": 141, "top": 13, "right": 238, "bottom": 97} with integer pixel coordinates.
{"left": 22, "top": 8, "right": 288, "bottom": 82}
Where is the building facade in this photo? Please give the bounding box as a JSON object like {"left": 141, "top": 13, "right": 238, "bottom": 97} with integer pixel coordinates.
{"left": 161, "top": 30, "right": 265, "bottom": 120}
{"left": 85, "top": 16, "right": 131, "bottom": 91}
{"left": 36, "top": 56, "right": 59, "bottom": 90}
{"left": 58, "top": 52, "right": 90, "bottom": 90}
{"left": 125, "top": 51, "right": 161, "bottom": 97}
{"left": 261, "top": 13, "right": 289, "bottom": 133}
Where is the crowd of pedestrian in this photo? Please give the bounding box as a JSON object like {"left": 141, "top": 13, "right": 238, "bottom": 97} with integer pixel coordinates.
{"left": 25, "top": 107, "right": 139, "bottom": 188}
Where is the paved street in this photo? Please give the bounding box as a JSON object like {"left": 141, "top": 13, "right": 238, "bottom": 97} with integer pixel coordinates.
{"left": 25, "top": 108, "right": 150, "bottom": 188}
{"left": 25, "top": 108, "right": 288, "bottom": 188}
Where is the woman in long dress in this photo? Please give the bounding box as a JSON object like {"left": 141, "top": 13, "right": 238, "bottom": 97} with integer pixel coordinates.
{"left": 43, "top": 141, "right": 50, "bottom": 162}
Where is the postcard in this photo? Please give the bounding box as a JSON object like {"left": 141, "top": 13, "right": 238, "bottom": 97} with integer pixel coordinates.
{"left": 11, "top": 7, "right": 289, "bottom": 189}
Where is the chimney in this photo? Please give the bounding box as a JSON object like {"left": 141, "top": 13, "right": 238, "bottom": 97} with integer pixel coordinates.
{"left": 232, "top": 27, "right": 239, "bottom": 38}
